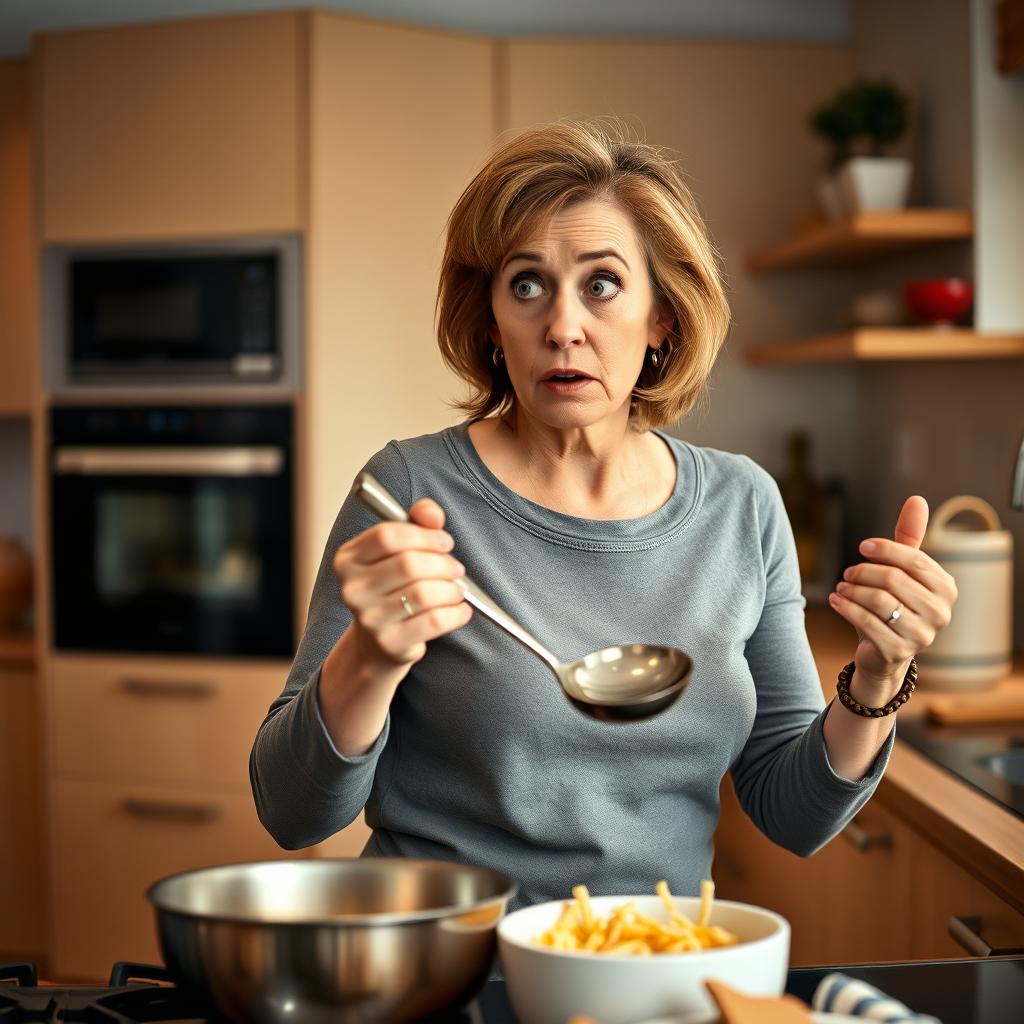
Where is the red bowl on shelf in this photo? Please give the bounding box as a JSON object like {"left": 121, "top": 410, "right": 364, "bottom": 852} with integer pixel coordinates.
{"left": 903, "top": 278, "right": 973, "bottom": 326}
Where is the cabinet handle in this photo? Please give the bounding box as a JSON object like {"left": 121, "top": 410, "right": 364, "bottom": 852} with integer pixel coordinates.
{"left": 948, "top": 915, "right": 1024, "bottom": 956}
{"left": 840, "top": 817, "right": 892, "bottom": 852}
{"left": 120, "top": 678, "right": 216, "bottom": 699}
{"left": 54, "top": 445, "right": 284, "bottom": 476}
{"left": 121, "top": 798, "right": 222, "bottom": 824}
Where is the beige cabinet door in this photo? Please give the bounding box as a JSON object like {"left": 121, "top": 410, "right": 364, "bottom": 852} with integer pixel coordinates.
{"left": 48, "top": 656, "right": 290, "bottom": 788}
{"left": 50, "top": 777, "right": 305, "bottom": 980}
{"left": 908, "top": 830, "right": 1024, "bottom": 959}
{"left": 35, "top": 12, "right": 306, "bottom": 242}
{"left": 714, "top": 780, "right": 914, "bottom": 966}
{"left": 0, "top": 60, "right": 35, "bottom": 414}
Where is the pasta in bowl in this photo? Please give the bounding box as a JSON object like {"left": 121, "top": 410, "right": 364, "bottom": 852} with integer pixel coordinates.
{"left": 497, "top": 882, "right": 789, "bottom": 1024}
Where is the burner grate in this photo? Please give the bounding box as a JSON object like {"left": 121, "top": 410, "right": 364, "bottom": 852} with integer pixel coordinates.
{"left": 0, "top": 962, "right": 215, "bottom": 1024}
{"left": 0, "top": 962, "right": 487, "bottom": 1023}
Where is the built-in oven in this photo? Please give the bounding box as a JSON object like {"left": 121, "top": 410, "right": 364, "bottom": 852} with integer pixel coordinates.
{"left": 42, "top": 237, "right": 301, "bottom": 392}
{"left": 50, "top": 404, "right": 294, "bottom": 658}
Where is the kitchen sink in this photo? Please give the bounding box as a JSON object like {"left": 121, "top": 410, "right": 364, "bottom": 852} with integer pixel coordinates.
{"left": 897, "top": 716, "right": 1024, "bottom": 820}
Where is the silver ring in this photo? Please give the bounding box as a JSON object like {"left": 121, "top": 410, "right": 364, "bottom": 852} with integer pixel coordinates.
{"left": 885, "top": 605, "right": 902, "bottom": 627}
{"left": 400, "top": 594, "right": 414, "bottom": 618}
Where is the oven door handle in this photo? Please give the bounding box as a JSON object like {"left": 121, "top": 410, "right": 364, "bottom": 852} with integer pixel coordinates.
{"left": 53, "top": 446, "right": 284, "bottom": 476}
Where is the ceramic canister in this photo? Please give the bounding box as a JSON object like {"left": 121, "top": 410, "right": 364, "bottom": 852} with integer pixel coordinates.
{"left": 917, "top": 496, "right": 1013, "bottom": 690}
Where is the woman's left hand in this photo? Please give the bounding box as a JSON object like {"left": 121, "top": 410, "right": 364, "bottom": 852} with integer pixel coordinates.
{"left": 828, "top": 495, "right": 958, "bottom": 702}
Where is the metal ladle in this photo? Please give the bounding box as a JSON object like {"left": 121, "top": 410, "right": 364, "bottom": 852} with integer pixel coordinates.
{"left": 354, "top": 473, "right": 693, "bottom": 723}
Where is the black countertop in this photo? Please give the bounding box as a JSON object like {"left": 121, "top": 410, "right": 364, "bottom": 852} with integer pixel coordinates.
{"left": 470, "top": 955, "right": 1024, "bottom": 1023}
{"left": 896, "top": 715, "right": 1024, "bottom": 821}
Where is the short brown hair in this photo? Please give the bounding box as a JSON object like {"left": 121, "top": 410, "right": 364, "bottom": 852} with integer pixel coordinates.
{"left": 435, "top": 118, "right": 731, "bottom": 431}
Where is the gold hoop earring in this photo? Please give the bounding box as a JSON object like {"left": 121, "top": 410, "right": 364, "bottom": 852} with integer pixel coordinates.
{"left": 492, "top": 346, "right": 504, "bottom": 367}
{"left": 650, "top": 346, "right": 663, "bottom": 369}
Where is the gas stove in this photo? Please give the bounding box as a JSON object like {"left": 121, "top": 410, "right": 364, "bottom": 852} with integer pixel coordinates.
{"left": 0, "top": 963, "right": 490, "bottom": 1023}
{"left": 7, "top": 957, "right": 1024, "bottom": 1023}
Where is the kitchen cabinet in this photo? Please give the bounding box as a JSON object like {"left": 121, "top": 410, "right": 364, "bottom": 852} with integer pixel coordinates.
{"left": 34, "top": 12, "right": 306, "bottom": 242}
{"left": 905, "top": 826, "right": 1024, "bottom": 959}
{"left": 30, "top": 6, "right": 496, "bottom": 976}
{"left": 714, "top": 779, "right": 1024, "bottom": 964}
{"left": 0, "top": 664, "right": 46, "bottom": 961}
{"left": 50, "top": 777, "right": 303, "bottom": 979}
{"left": 44, "top": 655, "right": 306, "bottom": 980}
{"left": 300, "top": 11, "right": 496, "bottom": 595}
{"left": 714, "top": 779, "right": 912, "bottom": 965}
{"left": 48, "top": 659, "right": 289, "bottom": 788}
{"left": 714, "top": 609, "right": 1024, "bottom": 965}
{"left": 0, "top": 59, "right": 36, "bottom": 414}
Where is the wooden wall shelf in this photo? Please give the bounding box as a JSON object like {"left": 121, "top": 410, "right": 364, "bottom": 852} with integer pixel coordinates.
{"left": 746, "top": 209, "right": 974, "bottom": 272}
{"left": 745, "top": 328, "right": 1024, "bottom": 365}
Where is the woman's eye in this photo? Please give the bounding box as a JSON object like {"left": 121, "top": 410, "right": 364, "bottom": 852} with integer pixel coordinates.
{"left": 511, "top": 275, "right": 543, "bottom": 300}
{"left": 587, "top": 273, "right": 621, "bottom": 299}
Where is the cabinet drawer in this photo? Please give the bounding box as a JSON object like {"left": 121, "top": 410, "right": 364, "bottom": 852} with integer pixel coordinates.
{"left": 50, "top": 776, "right": 305, "bottom": 980}
{"left": 911, "top": 831, "right": 1024, "bottom": 958}
{"left": 714, "top": 780, "right": 914, "bottom": 966}
{"left": 965, "top": 883, "right": 1024, "bottom": 956}
{"left": 49, "top": 656, "right": 290, "bottom": 787}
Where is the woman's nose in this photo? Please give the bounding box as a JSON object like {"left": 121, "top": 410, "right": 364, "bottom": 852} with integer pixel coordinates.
{"left": 545, "top": 290, "right": 586, "bottom": 349}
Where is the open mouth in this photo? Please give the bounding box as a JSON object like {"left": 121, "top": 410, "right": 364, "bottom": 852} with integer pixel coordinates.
{"left": 541, "top": 369, "right": 594, "bottom": 383}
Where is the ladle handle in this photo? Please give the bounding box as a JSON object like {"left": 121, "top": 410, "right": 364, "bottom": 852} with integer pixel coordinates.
{"left": 352, "top": 473, "right": 563, "bottom": 676}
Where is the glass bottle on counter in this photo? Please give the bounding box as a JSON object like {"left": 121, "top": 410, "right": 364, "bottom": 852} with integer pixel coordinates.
{"left": 777, "top": 431, "right": 827, "bottom": 584}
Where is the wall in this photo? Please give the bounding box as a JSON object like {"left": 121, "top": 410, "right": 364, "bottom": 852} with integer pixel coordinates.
{"left": 501, "top": 38, "right": 860, "bottom": 486}
{"left": 0, "top": 420, "right": 33, "bottom": 551}
{"left": 852, "top": 0, "right": 1024, "bottom": 648}
{"left": 972, "top": 0, "right": 1024, "bottom": 332}
{"left": 0, "top": 0, "right": 853, "bottom": 58}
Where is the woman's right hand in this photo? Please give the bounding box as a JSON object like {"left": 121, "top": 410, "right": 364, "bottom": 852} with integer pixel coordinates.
{"left": 332, "top": 498, "right": 472, "bottom": 672}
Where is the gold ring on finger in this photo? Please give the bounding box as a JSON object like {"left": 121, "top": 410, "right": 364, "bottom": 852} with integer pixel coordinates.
{"left": 400, "top": 593, "right": 414, "bottom": 618}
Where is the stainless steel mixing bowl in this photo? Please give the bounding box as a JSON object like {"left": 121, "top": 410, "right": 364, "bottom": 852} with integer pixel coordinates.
{"left": 146, "top": 858, "right": 517, "bottom": 1024}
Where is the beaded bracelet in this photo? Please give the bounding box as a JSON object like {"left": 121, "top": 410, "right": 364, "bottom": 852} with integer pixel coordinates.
{"left": 835, "top": 658, "right": 918, "bottom": 718}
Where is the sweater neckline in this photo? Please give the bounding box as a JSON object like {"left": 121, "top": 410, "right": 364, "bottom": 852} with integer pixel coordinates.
{"left": 443, "top": 421, "right": 702, "bottom": 552}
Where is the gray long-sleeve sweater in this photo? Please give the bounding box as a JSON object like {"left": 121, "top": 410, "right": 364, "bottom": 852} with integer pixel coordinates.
{"left": 250, "top": 422, "right": 893, "bottom": 910}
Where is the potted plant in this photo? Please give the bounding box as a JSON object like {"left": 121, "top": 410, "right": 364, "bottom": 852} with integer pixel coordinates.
{"left": 809, "top": 78, "right": 912, "bottom": 218}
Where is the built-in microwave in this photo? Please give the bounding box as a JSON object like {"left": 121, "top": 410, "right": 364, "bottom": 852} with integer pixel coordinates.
{"left": 42, "top": 237, "right": 301, "bottom": 392}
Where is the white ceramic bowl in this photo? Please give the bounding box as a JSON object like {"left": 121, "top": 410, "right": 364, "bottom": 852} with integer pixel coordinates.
{"left": 498, "top": 895, "right": 789, "bottom": 1024}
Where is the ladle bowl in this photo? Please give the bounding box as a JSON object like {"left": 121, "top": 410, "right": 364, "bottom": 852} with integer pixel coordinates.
{"left": 353, "top": 473, "right": 692, "bottom": 722}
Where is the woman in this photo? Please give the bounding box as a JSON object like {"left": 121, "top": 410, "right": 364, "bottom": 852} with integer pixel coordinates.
{"left": 250, "top": 121, "right": 956, "bottom": 909}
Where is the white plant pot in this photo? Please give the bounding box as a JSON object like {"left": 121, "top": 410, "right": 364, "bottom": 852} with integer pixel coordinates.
{"left": 837, "top": 156, "right": 912, "bottom": 212}
{"left": 816, "top": 174, "right": 847, "bottom": 221}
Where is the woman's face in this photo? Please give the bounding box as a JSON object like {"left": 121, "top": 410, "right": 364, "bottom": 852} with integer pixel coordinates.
{"left": 488, "top": 196, "right": 673, "bottom": 433}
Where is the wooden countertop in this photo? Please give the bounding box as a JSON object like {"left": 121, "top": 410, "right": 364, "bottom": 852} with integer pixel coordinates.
{"left": 0, "top": 629, "right": 35, "bottom": 666}
{"left": 804, "top": 606, "right": 1024, "bottom": 915}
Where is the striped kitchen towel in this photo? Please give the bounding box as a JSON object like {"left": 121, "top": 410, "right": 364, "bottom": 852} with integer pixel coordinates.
{"left": 812, "top": 973, "right": 943, "bottom": 1023}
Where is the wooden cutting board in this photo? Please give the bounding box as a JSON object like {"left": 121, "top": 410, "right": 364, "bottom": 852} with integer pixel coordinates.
{"left": 926, "top": 685, "right": 1024, "bottom": 725}
{"left": 705, "top": 979, "right": 813, "bottom": 1023}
